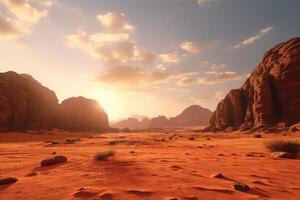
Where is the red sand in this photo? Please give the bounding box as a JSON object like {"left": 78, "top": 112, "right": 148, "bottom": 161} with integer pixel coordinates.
{"left": 0, "top": 130, "right": 299, "bottom": 200}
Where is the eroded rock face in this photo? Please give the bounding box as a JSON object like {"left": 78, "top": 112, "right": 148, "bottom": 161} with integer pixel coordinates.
{"left": 0, "top": 72, "right": 109, "bottom": 131}
{"left": 0, "top": 71, "right": 58, "bottom": 131}
{"left": 210, "top": 37, "right": 300, "bottom": 130}
{"left": 56, "top": 97, "right": 109, "bottom": 131}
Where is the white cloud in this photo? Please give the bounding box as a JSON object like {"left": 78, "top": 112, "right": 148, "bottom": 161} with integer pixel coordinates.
{"left": 0, "top": 0, "right": 54, "bottom": 41}
{"left": 210, "top": 63, "right": 226, "bottom": 70}
{"left": 233, "top": 26, "right": 273, "bottom": 49}
{"left": 180, "top": 41, "right": 201, "bottom": 53}
{"left": 97, "top": 12, "right": 134, "bottom": 32}
{"left": 197, "top": 71, "right": 242, "bottom": 85}
{"left": 160, "top": 51, "right": 180, "bottom": 63}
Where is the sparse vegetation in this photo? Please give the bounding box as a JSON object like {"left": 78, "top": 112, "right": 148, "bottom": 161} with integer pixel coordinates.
{"left": 94, "top": 150, "right": 115, "bottom": 161}
{"left": 253, "top": 133, "right": 262, "bottom": 138}
{"left": 64, "top": 138, "right": 80, "bottom": 144}
{"left": 188, "top": 137, "right": 195, "bottom": 141}
{"left": 265, "top": 139, "right": 300, "bottom": 154}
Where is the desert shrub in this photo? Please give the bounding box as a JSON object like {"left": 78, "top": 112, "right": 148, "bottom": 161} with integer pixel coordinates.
{"left": 253, "top": 134, "right": 262, "bottom": 138}
{"left": 64, "top": 138, "right": 80, "bottom": 144}
{"left": 51, "top": 140, "right": 60, "bottom": 145}
{"left": 188, "top": 137, "right": 195, "bottom": 141}
{"left": 95, "top": 151, "right": 115, "bottom": 161}
{"left": 265, "top": 139, "right": 300, "bottom": 154}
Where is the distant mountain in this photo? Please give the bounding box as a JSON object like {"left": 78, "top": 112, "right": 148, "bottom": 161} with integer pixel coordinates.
{"left": 147, "top": 105, "right": 213, "bottom": 129}
{"left": 112, "top": 117, "right": 149, "bottom": 130}
{"left": 148, "top": 115, "right": 169, "bottom": 128}
{"left": 169, "top": 105, "right": 213, "bottom": 127}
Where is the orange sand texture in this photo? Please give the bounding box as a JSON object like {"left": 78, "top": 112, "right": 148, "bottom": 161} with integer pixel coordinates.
{"left": 0, "top": 130, "right": 299, "bottom": 200}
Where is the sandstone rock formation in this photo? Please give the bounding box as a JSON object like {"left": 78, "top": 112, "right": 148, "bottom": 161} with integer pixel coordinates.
{"left": 0, "top": 71, "right": 58, "bottom": 131}
{"left": 169, "top": 105, "right": 212, "bottom": 127}
{"left": 56, "top": 97, "right": 109, "bottom": 131}
{"left": 0, "top": 71, "right": 109, "bottom": 131}
{"left": 209, "top": 37, "right": 300, "bottom": 131}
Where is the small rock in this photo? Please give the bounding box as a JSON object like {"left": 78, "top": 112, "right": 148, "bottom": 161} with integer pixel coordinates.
{"left": 232, "top": 182, "right": 250, "bottom": 191}
{"left": 289, "top": 126, "right": 298, "bottom": 132}
{"left": 211, "top": 173, "right": 224, "bottom": 178}
{"left": 271, "top": 152, "right": 298, "bottom": 159}
{"left": 164, "top": 197, "right": 178, "bottom": 200}
{"left": 26, "top": 171, "right": 38, "bottom": 177}
{"left": 41, "top": 155, "right": 68, "bottom": 166}
{"left": 183, "top": 196, "right": 198, "bottom": 200}
{"left": 0, "top": 177, "right": 18, "bottom": 185}
{"left": 99, "top": 191, "right": 113, "bottom": 200}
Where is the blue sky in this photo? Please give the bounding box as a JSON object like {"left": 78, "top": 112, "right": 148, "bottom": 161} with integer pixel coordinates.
{"left": 0, "top": 0, "right": 299, "bottom": 120}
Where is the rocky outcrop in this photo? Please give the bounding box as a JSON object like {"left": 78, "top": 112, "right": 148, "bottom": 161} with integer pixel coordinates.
{"left": 0, "top": 71, "right": 58, "bottom": 131}
{"left": 209, "top": 37, "right": 300, "bottom": 131}
{"left": 0, "top": 71, "right": 109, "bottom": 131}
{"left": 169, "top": 105, "right": 212, "bottom": 127}
{"left": 56, "top": 97, "right": 109, "bottom": 131}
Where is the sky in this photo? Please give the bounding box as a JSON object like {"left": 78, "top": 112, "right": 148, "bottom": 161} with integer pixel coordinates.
{"left": 0, "top": 0, "right": 299, "bottom": 121}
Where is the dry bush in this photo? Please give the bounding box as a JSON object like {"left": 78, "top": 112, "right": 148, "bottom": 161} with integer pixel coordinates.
{"left": 95, "top": 151, "right": 115, "bottom": 161}
{"left": 265, "top": 139, "right": 300, "bottom": 154}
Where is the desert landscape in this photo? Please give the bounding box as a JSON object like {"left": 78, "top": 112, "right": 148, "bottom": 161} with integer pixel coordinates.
{"left": 0, "top": 130, "right": 300, "bottom": 200}
{"left": 0, "top": 0, "right": 300, "bottom": 199}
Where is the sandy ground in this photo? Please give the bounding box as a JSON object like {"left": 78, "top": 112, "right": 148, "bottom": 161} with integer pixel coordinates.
{"left": 0, "top": 130, "right": 299, "bottom": 200}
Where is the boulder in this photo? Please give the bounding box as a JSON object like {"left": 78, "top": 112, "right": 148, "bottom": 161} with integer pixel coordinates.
{"left": 232, "top": 182, "right": 250, "bottom": 191}
{"left": 0, "top": 177, "right": 18, "bottom": 185}
{"left": 209, "top": 37, "right": 300, "bottom": 131}
{"left": 40, "top": 155, "right": 68, "bottom": 166}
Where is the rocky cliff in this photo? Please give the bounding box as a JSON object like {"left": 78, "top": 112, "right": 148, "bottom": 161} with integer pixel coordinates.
{"left": 209, "top": 37, "right": 300, "bottom": 131}
{"left": 0, "top": 71, "right": 109, "bottom": 131}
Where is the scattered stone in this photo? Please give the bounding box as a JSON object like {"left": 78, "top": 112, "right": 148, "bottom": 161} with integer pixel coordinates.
{"left": 171, "top": 165, "right": 182, "bottom": 170}
{"left": 51, "top": 140, "right": 60, "bottom": 145}
{"left": 188, "top": 137, "right": 195, "bottom": 141}
{"left": 40, "top": 155, "right": 68, "bottom": 166}
{"left": 271, "top": 152, "right": 298, "bottom": 159}
{"left": 232, "top": 182, "right": 250, "bottom": 191}
{"left": 99, "top": 191, "right": 114, "bottom": 200}
{"left": 26, "top": 171, "right": 38, "bottom": 177}
{"left": 164, "top": 197, "right": 178, "bottom": 200}
{"left": 206, "top": 137, "right": 211, "bottom": 140}
{"left": 289, "top": 126, "right": 298, "bottom": 132}
{"left": 183, "top": 196, "right": 198, "bottom": 200}
{"left": 211, "top": 173, "right": 224, "bottom": 178}
{"left": 52, "top": 151, "right": 56, "bottom": 155}
{"left": 218, "top": 153, "right": 224, "bottom": 156}
{"left": 73, "top": 187, "right": 99, "bottom": 198}
{"left": 0, "top": 177, "right": 18, "bottom": 185}
{"left": 197, "top": 146, "right": 203, "bottom": 148}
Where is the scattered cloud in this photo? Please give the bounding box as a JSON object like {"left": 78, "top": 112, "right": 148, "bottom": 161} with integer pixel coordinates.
{"left": 180, "top": 41, "right": 201, "bottom": 53}
{"left": 232, "top": 26, "right": 273, "bottom": 49}
{"left": 0, "top": 0, "right": 55, "bottom": 41}
{"left": 97, "top": 12, "right": 134, "bottom": 32}
{"left": 197, "top": 71, "right": 243, "bottom": 85}
{"left": 177, "top": 76, "right": 198, "bottom": 87}
{"left": 210, "top": 63, "right": 226, "bottom": 70}
{"left": 160, "top": 51, "right": 180, "bottom": 63}
{"left": 197, "top": 0, "right": 212, "bottom": 6}
{"left": 96, "top": 65, "right": 174, "bottom": 90}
